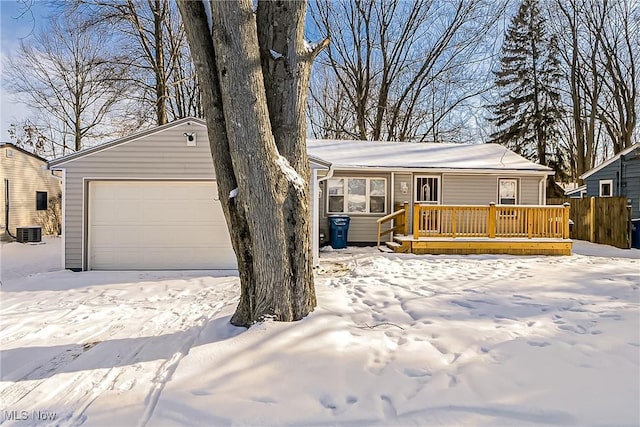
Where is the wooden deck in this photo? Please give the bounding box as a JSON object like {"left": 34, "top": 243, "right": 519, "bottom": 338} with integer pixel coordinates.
{"left": 378, "top": 203, "right": 572, "bottom": 256}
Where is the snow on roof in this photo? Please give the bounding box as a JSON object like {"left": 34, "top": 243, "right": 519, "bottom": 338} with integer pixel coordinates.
{"left": 47, "top": 115, "right": 551, "bottom": 174}
{"left": 307, "top": 140, "right": 552, "bottom": 172}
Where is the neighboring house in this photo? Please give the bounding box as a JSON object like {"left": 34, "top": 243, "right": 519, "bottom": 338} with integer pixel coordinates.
{"left": 1, "top": 143, "right": 62, "bottom": 240}
{"left": 49, "top": 117, "right": 555, "bottom": 271}
{"left": 564, "top": 185, "right": 586, "bottom": 199}
{"left": 580, "top": 143, "right": 640, "bottom": 218}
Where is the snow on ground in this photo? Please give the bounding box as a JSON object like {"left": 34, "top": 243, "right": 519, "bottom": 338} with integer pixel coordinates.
{"left": 0, "top": 239, "right": 638, "bottom": 426}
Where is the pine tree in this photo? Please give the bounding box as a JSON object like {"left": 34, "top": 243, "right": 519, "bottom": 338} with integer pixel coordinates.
{"left": 489, "top": 0, "right": 563, "bottom": 170}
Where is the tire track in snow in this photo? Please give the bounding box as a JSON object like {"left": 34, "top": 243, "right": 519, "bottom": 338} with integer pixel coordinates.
{"left": 137, "top": 302, "right": 225, "bottom": 427}
{"left": 0, "top": 292, "right": 109, "bottom": 346}
{"left": 0, "top": 297, "right": 137, "bottom": 409}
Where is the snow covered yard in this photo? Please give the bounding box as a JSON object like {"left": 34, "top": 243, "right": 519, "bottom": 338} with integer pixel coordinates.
{"left": 0, "top": 238, "right": 639, "bottom": 426}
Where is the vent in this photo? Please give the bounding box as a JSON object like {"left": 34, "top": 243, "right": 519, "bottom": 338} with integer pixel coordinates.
{"left": 16, "top": 226, "right": 42, "bottom": 243}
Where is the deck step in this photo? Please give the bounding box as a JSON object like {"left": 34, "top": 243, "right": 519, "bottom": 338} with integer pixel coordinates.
{"left": 385, "top": 241, "right": 404, "bottom": 253}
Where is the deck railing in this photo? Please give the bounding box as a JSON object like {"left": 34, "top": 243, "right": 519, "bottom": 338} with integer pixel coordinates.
{"left": 376, "top": 202, "right": 410, "bottom": 249}
{"left": 413, "top": 203, "right": 571, "bottom": 240}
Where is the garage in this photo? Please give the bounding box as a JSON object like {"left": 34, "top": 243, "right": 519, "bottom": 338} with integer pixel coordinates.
{"left": 88, "top": 180, "right": 236, "bottom": 270}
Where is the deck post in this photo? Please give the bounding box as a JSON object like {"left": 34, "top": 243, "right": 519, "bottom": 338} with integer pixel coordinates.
{"left": 589, "top": 197, "right": 595, "bottom": 242}
{"left": 413, "top": 203, "right": 420, "bottom": 239}
{"left": 488, "top": 202, "right": 496, "bottom": 238}
{"left": 452, "top": 207, "right": 457, "bottom": 237}
{"left": 563, "top": 202, "right": 570, "bottom": 239}
{"left": 403, "top": 202, "right": 409, "bottom": 235}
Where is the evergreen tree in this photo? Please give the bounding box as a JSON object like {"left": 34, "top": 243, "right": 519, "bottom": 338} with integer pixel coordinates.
{"left": 489, "top": 0, "right": 563, "bottom": 170}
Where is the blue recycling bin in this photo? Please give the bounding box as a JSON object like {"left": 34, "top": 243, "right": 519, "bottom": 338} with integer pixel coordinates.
{"left": 329, "top": 215, "right": 350, "bottom": 249}
{"left": 632, "top": 219, "right": 640, "bottom": 249}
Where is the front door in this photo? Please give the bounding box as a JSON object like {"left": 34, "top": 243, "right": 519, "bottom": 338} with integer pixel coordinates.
{"left": 415, "top": 176, "right": 440, "bottom": 204}
{"left": 414, "top": 176, "right": 440, "bottom": 232}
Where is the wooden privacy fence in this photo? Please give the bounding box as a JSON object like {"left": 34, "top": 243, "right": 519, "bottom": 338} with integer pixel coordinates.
{"left": 548, "top": 197, "right": 632, "bottom": 249}
{"left": 413, "top": 203, "right": 570, "bottom": 239}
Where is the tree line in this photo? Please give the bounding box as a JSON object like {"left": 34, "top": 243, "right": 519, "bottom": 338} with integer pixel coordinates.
{"left": 4, "top": 0, "right": 638, "bottom": 183}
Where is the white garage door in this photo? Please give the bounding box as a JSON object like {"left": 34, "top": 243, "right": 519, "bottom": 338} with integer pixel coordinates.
{"left": 88, "top": 181, "right": 237, "bottom": 270}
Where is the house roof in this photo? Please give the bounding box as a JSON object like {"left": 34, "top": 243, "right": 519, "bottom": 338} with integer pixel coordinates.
{"left": 580, "top": 143, "right": 640, "bottom": 180}
{"left": 306, "top": 140, "right": 553, "bottom": 173}
{"left": 0, "top": 142, "right": 49, "bottom": 163}
{"left": 47, "top": 116, "right": 551, "bottom": 174}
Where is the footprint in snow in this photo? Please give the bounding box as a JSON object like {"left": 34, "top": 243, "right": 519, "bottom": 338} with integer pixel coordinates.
{"left": 380, "top": 395, "right": 397, "bottom": 418}
{"left": 403, "top": 367, "right": 431, "bottom": 378}
{"left": 527, "top": 341, "right": 551, "bottom": 347}
{"left": 451, "top": 300, "right": 475, "bottom": 309}
{"left": 558, "top": 324, "right": 588, "bottom": 334}
{"left": 346, "top": 396, "right": 358, "bottom": 404}
{"left": 320, "top": 395, "right": 339, "bottom": 413}
{"left": 251, "top": 396, "right": 277, "bottom": 404}
{"left": 448, "top": 375, "right": 458, "bottom": 387}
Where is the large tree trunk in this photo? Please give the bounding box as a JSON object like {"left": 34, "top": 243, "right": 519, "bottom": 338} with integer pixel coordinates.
{"left": 178, "top": 0, "right": 318, "bottom": 327}
{"left": 152, "top": 0, "right": 168, "bottom": 125}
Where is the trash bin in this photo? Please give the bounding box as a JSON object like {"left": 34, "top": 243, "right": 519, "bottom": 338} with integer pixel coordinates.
{"left": 632, "top": 219, "right": 640, "bottom": 249}
{"left": 329, "top": 215, "right": 350, "bottom": 249}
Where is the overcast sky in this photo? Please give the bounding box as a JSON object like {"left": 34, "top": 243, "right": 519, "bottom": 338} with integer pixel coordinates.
{"left": 0, "top": 0, "right": 54, "bottom": 142}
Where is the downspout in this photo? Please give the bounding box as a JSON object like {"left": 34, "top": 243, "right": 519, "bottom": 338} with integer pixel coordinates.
{"left": 4, "top": 178, "right": 15, "bottom": 239}
{"left": 313, "top": 162, "right": 335, "bottom": 267}
{"left": 539, "top": 176, "right": 546, "bottom": 205}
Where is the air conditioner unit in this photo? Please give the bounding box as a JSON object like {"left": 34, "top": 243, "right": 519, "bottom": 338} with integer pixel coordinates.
{"left": 16, "top": 226, "right": 42, "bottom": 243}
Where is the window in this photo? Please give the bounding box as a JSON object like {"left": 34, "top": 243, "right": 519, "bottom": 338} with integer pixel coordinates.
{"left": 498, "top": 179, "right": 518, "bottom": 205}
{"left": 36, "top": 191, "right": 48, "bottom": 211}
{"left": 599, "top": 179, "right": 613, "bottom": 197}
{"left": 415, "top": 176, "right": 440, "bottom": 204}
{"left": 327, "top": 178, "right": 387, "bottom": 214}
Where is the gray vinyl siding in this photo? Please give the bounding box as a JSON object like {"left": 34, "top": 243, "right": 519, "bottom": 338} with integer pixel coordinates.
{"left": 520, "top": 176, "right": 542, "bottom": 204}
{"left": 319, "top": 171, "right": 391, "bottom": 243}
{"left": 442, "top": 175, "right": 495, "bottom": 204}
{"left": 393, "top": 173, "right": 413, "bottom": 208}
{"left": 585, "top": 154, "right": 640, "bottom": 218}
{"left": 441, "top": 174, "right": 542, "bottom": 205}
{"left": 58, "top": 122, "right": 212, "bottom": 270}
{"left": 318, "top": 171, "right": 547, "bottom": 245}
